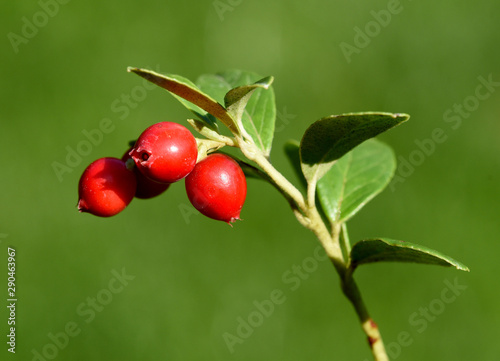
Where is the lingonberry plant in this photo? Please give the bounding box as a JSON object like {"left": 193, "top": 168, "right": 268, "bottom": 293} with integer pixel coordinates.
{"left": 77, "top": 67, "right": 469, "bottom": 360}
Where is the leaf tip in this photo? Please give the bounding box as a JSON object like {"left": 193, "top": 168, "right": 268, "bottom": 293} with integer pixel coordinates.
{"left": 394, "top": 113, "right": 410, "bottom": 122}
{"left": 456, "top": 263, "right": 470, "bottom": 272}
{"left": 259, "top": 76, "right": 274, "bottom": 89}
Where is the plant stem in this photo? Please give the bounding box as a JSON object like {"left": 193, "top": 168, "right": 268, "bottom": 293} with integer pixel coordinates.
{"left": 321, "top": 218, "right": 389, "bottom": 361}
{"left": 310, "top": 209, "right": 389, "bottom": 360}
{"left": 238, "top": 140, "right": 306, "bottom": 211}
{"left": 341, "top": 272, "right": 389, "bottom": 361}
{"left": 239, "top": 140, "right": 389, "bottom": 361}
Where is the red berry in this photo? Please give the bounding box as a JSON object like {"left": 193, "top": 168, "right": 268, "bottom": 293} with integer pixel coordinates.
{"left": 185, "top": 153, "right": 247, "bottom": 223}
{"left": 129, "top": 122, "right": 198, "bottom": 183}
{"left": 78, "top": 157, "right": 137, "bottom": 217}
{"left": 122, "top": 148, "right": 170, "bottom": 199}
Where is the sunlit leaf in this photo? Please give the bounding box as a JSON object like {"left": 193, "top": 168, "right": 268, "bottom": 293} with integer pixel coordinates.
{"left": 299, "top": 112, "right": 408, "bottom": 185}
{"left": 350, "top": 238, "right": 470, "bottom": 271}
{"left": 127, "top": 67, "right": 236, "bottom": 133}
{"left": 317, "top": 139, "right": 395, "bottom": 224}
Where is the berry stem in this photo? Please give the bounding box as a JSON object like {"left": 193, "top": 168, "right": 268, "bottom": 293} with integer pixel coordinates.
{"left": 195, "top": 138, "right": 227, "bottom": 162}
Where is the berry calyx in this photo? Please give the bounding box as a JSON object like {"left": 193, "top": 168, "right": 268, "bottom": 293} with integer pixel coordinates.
{"left": 122, "top": 148, "right": 170, "bottom": 199}
{"left": 185, "top": 153, "right": 247, "bottom": 223}
{"left": 129, "top": 122, "right": 198, "bottom": 184}
{"left": 78, "top": 157, "right": 137, "bottom": 217}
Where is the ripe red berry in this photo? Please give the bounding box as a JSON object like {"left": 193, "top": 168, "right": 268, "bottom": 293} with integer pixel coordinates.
{"left": 78, "top": 157, "right": 137, "bottom": 217}
{"left": 122, "top": 148, "right": 170, "bottom": 199}
{"left": 185, "top": 153, "right": 247, "bottom": 223}
{"left": 129, "top": 122, "right": 198, "bottom": 184}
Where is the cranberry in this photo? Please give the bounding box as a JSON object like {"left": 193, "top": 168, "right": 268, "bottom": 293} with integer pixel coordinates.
{"left": 185, "top": 153, "right": 247, "bottom": 223}
{"left": 122, "top": 148, "right": 170, "bottom": 199}
{"left": 129, "top": 122, "right": 198, "bottom": 184}
{"left": 78, "top": 157, "right": 137, "bottom": 217}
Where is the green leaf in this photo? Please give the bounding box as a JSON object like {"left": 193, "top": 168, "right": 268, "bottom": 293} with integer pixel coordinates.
{"left": 284, "top": 140, "right": 307, "bottom": 191}
{"left": 299, "top": 112, "right": 409, "bottom": 185}
{"left": 196, "top": 70, "right": 276, "bottom": 156}
{"left": 196, "top": 74, "right": 232, "bottom": 106}
{"left": 317, "top": 139, "right": 395, "bottom": 224}
{"left": 224, "top": 76, "right": 274, "bottom": 124}
{"left": 185, "top": 119, "right": 235, "bottom": 145}
{"left": 127, "top": 67, "right": 237, "bottom": 134}
{"left": 350, "top": 238, "right": 470, "bottom": 271}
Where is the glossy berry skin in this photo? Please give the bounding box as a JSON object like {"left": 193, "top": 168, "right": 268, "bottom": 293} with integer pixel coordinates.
{"left": 78, "top": 157, "right": 137, "bottom": 217}
{"left": 129, "top": 122, "right": 198, "bottom": 184}
{"left": 122, "top": 148, "right": 170, "bottom": 199}
{"left": 185, "top": 153, "right": 247, "bottom": 223}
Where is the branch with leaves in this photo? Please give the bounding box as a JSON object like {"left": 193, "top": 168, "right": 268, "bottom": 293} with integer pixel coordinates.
{"left": 127, "top": 67, "right": 469, "bottom": 360}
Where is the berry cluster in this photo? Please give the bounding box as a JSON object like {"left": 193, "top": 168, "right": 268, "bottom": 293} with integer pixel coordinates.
{"left": 77, "top": 122, "right": 247, "bottom": 223}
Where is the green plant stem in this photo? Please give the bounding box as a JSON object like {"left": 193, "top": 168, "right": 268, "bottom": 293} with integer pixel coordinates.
{"left": 341, "top": 271, "right": 389, "bottom": 361}
{"left": 323, "top": 221, "right": 389, "bottom": 361}
{"left": 238, "top": 139, "right": 306, "bottom": 212}
{"left": 239, "top": 139, "right": 389, "bottom": 361}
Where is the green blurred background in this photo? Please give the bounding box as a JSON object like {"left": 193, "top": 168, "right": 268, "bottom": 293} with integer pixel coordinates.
{"left": 1, "top": 0, "right": 499, "bottom": 360}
